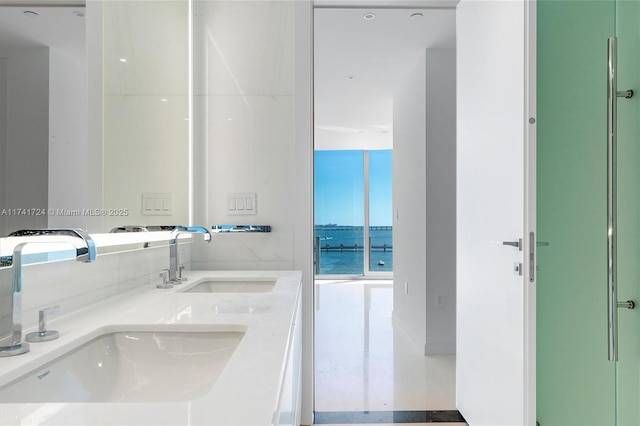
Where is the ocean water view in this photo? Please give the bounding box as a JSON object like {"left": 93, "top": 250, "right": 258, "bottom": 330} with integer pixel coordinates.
{"left": 314, "top": 226, "right": 393, "bottom": 274}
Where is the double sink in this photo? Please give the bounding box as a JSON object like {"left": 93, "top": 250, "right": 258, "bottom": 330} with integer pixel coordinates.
{"left": 0, "top": 275, "right": 280, "bottom": 406}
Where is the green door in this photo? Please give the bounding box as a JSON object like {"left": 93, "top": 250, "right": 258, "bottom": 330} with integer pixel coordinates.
{"left": 537, "top": 1, "right": 639, "bottom": 425}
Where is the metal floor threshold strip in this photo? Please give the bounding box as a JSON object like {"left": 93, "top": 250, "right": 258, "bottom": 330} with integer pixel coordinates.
{"left": 313, "top": 410, "right": 466, "bottom": 424}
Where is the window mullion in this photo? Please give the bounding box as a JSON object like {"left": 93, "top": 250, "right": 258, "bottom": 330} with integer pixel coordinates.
{"left": 363, "top": 150, "right": 370, "bottom": 275}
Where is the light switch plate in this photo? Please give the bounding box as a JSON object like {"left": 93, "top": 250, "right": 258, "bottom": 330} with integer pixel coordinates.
{"left": 142, "top": 193, "right": 173, "bottom": 216}
{"left": 227, "top": 193, "right": 256, "bottom": 215}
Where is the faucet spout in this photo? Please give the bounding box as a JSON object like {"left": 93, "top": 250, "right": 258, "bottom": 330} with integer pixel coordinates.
{"left": 6, "top": 228, "right": 97, "bottom": 263}
{"left": 170, "top": 226, "right": 212, "bottom": 242}
{"left": 0, "top": 228, "right": 97, "bottom": 357}
{"left": 168, "top": 226, "right": 212, "bottom": 283}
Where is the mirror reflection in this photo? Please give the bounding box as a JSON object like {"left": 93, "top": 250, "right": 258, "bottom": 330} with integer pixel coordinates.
{"left": 0, "top": 1, "right": 190, "bottom": 237}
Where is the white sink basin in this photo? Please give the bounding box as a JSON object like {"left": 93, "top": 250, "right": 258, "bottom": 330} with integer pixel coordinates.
{"left": 0, "top": 328, "right": 245, "bottom": 403}
{"left": 181, "top": 277, "right": 277, "bottom": 293}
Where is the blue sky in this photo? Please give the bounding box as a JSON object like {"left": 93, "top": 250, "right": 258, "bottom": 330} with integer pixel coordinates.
{"left": 314, "top": 150, "right": 392, "bottom": 226}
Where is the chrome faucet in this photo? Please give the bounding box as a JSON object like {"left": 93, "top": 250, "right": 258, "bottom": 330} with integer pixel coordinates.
{"left": 168, "top": 226, "right": 212, "bottom": 283}
{"left": 0, "top": 229, "right": 97, "bottom": 357}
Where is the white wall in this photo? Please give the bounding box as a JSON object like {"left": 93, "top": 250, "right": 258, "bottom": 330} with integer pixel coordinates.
{"left": 0, "top": 48, "right": 49, "bottom": 234}
{"left": 191, "top": 0, "right": 297, "bottom": 270}
{"left": 1, "top": 8, "right": 88, "bottom": 233}
{"left": 48, "top": 48, "right": 88, "bottom": 228}
{"left": 393, "top": 50, "right": 428, "bottom": 352}
{"left": 293, "top": 3, "right": 314, "bottom": 423}
{"left": 393, "top": 48, "right": 456, "bottom": 355}
{"left": 424, "top": 49, "right": 456, "bottom": 354}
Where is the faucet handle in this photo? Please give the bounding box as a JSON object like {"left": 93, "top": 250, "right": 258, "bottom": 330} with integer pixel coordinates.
{"left": 178, "top": 265, "right": 188, "bottom": 281}
{"left": 157, "top": 269, "right": 173, "bottom": 289}
{"left": 26, "top": 305, "right": 60, "bottom": 342}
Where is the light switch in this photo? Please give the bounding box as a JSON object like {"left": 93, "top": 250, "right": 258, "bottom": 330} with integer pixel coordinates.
{"left": 144, "top": 197, "right": 154, "bottom": 212}
{"left": 162, "top": 197, "right": 172, "bottom": 212}
{"left": 227, "top": 192, "right": 257, "bottom": 215}
{"left": 142, "top": 193, "right": 172, "bottom": 216}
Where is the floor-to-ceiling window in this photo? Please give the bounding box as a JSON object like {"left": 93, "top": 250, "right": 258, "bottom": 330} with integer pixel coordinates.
{"left": 314, "top": 149, "right": 392, "bottom": 276}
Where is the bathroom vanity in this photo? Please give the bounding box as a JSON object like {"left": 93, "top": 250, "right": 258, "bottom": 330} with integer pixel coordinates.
{"left": 0, "top": 270, "right": 302, "bottom": 425}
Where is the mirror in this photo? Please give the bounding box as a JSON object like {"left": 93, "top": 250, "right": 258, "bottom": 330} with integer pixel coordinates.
{"left": 0, "top": 1, "right": 190, "bottom": 237}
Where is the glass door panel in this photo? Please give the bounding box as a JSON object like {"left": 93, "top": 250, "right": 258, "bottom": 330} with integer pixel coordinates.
{"left": 614, "top": 1, "right": 640, "bottom": 424}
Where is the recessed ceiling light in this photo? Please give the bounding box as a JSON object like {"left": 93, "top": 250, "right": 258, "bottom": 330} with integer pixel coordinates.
{"left": 347, "top": 75, "right": 356, "bottom": 80}
{"left": 23, "top": 11, "right": 39, "bottom": 18}
{"left": 410, "top": 12, "right": 424, "bottom": 19}
{"left": 363, "top": 13, "right": 375, "bottom": 20}
{"left": 119, "top": 58, "right": 127, "bottom": 63}
{"left": 161, "top": 98, "right": 168, "bottom": 102}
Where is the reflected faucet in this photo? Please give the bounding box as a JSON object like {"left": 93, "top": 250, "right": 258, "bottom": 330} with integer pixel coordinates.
{"left": 0, "top": 229, "right": 97, "bottom": 357}
{"left": 168, "top": 226, "right": 212, "bottom": 284}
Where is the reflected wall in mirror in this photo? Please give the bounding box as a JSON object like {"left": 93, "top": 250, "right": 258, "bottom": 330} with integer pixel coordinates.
{"left": 0, "top": 4, "right": 86, "bottom": 234}
{"left": 102, "top": 0, "right": 190, "bottom": 232}
{"left": 0, "top": 1, "right": 190, "bottom": 236}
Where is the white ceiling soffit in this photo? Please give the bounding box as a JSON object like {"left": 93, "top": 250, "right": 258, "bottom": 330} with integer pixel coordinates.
{"left": 0, "top": 1, "right": 84, "bottom": 6}
{"left": 0, "top": 5, "right": 85, "bottom": 60}
{"left": 314, "top": 7, "right": 455, "bottom": 151}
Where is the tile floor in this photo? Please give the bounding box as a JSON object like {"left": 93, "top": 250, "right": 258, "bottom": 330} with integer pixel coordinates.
{"left": 313, "top": 280, "right": 467, "bottom": 425}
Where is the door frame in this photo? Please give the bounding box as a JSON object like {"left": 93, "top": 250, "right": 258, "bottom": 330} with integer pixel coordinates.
{"left": 298, "top": 1, "right": 537, "bottom": 424}
{"left": 524, "top": 1, "right": 537, "bottom": 422}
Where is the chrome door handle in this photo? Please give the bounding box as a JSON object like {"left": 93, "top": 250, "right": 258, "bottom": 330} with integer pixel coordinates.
{"left": 607, "top": 36, "right": 618, "bottom": 362}
{"left": 606, "top": 37, "right": 633, "bottom": 362}
{"left": 502, "top": 239, "right": 522, "bottom": 250}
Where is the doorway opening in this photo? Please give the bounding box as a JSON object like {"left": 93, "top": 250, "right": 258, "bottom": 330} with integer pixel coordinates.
{"left": 312, "top": 6, "right": 459, "bottom": 421}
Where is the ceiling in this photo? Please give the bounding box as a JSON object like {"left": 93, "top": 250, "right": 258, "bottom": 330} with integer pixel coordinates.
{"left": 314, "top": 5, "right": 456, "bottom": 150}
{"left": 0, "top": 5, "right": 85, "bottom": 61}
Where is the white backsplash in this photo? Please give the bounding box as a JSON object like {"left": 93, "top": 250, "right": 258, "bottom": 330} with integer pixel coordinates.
{"left": 191, "top": 234, "right": 293, "bottom": 271}
{"left": 0, "top": 243, "right": 191, "bottom": 331}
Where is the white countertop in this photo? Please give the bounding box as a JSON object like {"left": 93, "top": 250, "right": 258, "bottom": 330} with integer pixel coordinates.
{"left": 0, "top": 270, "right": 302, "bottom": 426}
